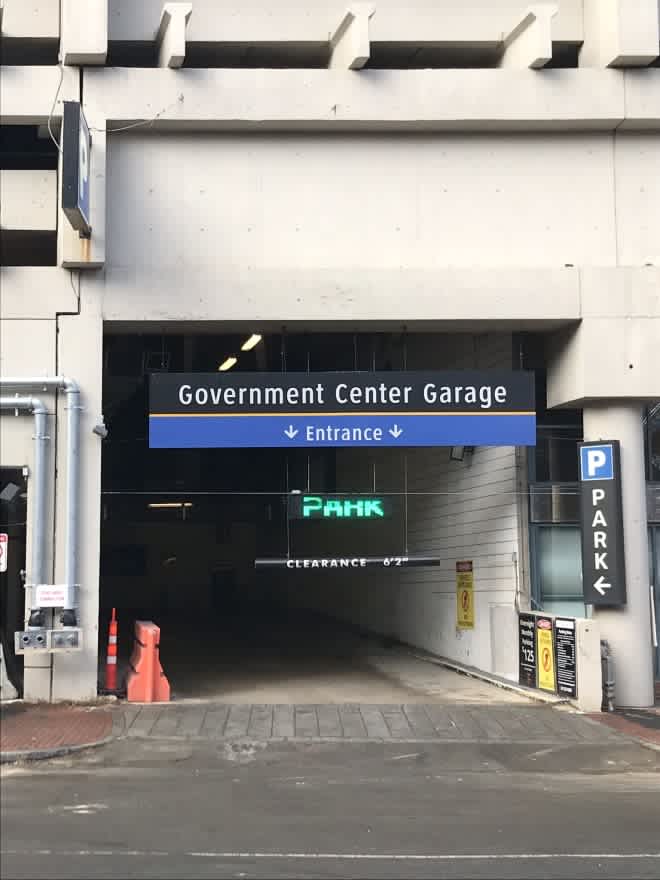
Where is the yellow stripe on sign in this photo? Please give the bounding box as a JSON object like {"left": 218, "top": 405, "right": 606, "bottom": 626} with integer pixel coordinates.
{"left": 149, "top": 411, "right": 535, "bottom": 418}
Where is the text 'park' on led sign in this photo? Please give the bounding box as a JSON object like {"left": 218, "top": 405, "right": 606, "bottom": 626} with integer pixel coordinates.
{"left": 288, "top": 494, "right": 393, "bottom": 520}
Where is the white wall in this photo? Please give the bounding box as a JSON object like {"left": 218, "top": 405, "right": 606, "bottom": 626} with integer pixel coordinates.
{"left": 0, "top": 277, "right": 104, "bottom": 702}
{"left": 282, "top": 333, "right": 522, "bottom": 680}
{"left": 0, "top": 315, "right": 58, "bottom": 701}
{"left": 101, "top": 131, "right": 635, "bottom": 326}
{"left": 0, "top": 170, "right": 56, "bottom": 231}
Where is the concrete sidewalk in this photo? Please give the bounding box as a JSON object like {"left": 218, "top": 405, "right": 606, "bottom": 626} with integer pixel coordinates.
{"left": 0, "top": 702, "right": 114, "bottom": 763}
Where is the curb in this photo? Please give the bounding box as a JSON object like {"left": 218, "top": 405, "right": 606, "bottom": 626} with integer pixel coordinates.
{"left": 0, "top": 734, "right": 115, "bottom": 765}
{"left": 407, "top": 650, "right": 570, "bottom": 707}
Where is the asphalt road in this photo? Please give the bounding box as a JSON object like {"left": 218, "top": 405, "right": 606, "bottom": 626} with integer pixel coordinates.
{"left": 2, "top": 737, "right": 660, "bottom": 879}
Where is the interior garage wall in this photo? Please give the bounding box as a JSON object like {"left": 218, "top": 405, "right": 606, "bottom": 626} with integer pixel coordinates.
{"left": 283, "top": 332, "right": 523, "bottom": 680}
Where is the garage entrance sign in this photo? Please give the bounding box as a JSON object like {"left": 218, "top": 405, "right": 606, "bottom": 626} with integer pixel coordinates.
{"left": 149, "top": 371, "right": 535, "bottom": 448}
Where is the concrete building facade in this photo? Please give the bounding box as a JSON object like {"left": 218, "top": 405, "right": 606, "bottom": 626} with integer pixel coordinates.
{"left": 1, "top": 0, "right": 659, "bottom": 707}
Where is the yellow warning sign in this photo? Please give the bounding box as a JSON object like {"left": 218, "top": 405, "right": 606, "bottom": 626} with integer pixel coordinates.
{"left": 456, "top": 561, "right": 474, "bottom": 629}
{"left": 536, "top": 619, "right": 556, "bottom": 692}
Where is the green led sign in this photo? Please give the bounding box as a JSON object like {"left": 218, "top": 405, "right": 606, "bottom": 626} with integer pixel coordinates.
{"left": 288, "top": 494, "right": 393, "bottom": 520}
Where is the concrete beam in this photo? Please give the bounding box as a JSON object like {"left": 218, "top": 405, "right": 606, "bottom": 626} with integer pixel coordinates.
{"left": 329, "top": 4, "right": 375, "bottom": 70}
{"left": 101, "top": 267, "right": 581, "bottom": 325}
{"left": 61, "top": 0, "right": 107, "bottom": 65}
{"left": 0, "top": 171, "right": 57, "bottom": 231}
{"left": 621, "top": 70, "right": 660, "bottom": 131}
{"left": 546, "top": 268, "right": 660, "bottom": 407}
{"left": 107, "top": 0, "right": 584, "bottom": 45}
{"left": 0, "top": 66, "right": 78, "bottom": 125}
{"left": 499, "top": 4, "right": 558, "bottom": 70}
{"left": 0, "top": 0, "right": 59, "bottom": 39}
{"left": 581, "top": 0, "right": 660, "bottom": 68}
{"left": 156, "top": 3, "right": 192, "bottom": 69}
{"left": 83, "top": 67, "right": 632, "bottom": 132}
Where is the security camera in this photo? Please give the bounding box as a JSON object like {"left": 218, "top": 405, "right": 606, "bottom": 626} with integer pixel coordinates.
{"left": 92, "top": 421, "right": 108, "bottom": 439}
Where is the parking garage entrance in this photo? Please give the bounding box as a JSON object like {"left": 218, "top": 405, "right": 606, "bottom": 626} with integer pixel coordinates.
{"left": 100, "top": 330, "right": 535, "bottom": 702}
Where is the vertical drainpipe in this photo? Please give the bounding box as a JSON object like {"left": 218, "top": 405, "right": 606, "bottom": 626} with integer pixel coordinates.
{"left": 0, "top": 396, "right": 49, "bottom": 627}
{"left": 61, "top": 379, "right": 80, "bottom": 626}
{"left": 0, "top": 377, "right": 81, "bottom": 627}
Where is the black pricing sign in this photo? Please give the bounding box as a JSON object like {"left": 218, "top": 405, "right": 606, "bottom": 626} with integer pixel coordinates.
{"left": 518, "top": 613, "right": 537, "bottom": 688}
{"left": 554, "top": 618, "right": 578, "bottom": 699}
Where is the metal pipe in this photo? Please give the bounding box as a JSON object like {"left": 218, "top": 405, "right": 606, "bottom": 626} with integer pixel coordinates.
{"left": 62, "top": 382, "right": 80, "bottom": 624}
{"left": 0, "top": 396, "right": 49, "bottom": 627}
{"left": 0, "top": 377, "right": 81, "bottom": 626}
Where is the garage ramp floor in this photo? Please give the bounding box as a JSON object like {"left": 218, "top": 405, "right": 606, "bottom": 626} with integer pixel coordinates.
{"left": 110, "top": 607, "right": 531, "bottom": 706}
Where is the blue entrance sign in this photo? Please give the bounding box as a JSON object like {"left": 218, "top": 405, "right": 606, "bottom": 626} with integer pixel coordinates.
{"left": 149, "top": 413, "right": 535, "bottom": 448}
{"left": 149, "top": 371, "right": 536, "bottom": 449}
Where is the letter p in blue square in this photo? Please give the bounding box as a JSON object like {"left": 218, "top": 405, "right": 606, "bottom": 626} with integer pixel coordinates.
{"left": 580, "top": 444, "right": 614, "bottom": 481}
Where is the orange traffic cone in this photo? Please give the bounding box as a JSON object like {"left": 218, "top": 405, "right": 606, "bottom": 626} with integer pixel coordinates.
{"left": 105, "top": 608, "right": 118, "bottom": 692}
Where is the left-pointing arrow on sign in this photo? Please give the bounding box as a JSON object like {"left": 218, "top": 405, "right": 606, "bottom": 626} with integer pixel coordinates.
{"left": 389, "top": 425, "right": 403, "bottom": 439}
{"left": 284, "top": 425, "right": 299, "bottom": 439}
{"left": 593, "top": 575, "right": 612, "bottom": 596}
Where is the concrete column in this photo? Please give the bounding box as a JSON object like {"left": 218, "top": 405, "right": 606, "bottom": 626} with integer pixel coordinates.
{"left": 583, "top": 404, "right": 654, "bottom": 708}
{"left": 51, "top": 280, "right": 104, "bottom": 701}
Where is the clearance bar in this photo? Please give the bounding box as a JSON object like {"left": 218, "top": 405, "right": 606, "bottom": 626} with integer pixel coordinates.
{"left": 255, "top": 556, "right": 441, "bottom": 570}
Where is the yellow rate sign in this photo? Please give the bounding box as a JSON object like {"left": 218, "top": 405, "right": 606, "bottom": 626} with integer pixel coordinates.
{"left": 456, "top": 561, "right": 474, "bottom": 629}
{"left": 536, "top": 618, "right": 557, "bottom": 692}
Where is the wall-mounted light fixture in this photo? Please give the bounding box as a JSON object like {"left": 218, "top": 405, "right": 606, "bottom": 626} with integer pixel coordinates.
{"left": 218, "top": 356, "right": 237, "bottom": 372}
{"left": 449, "top": 446, "right": 475, "bottom": 462}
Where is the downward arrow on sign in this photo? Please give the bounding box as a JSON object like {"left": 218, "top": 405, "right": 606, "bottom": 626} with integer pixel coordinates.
{"left": 284, "top": 425, "right": 299, "bottom": 439}
{"left": 593, "top": 575, "right": 612, "bottom": 596}
{"left": 389, "top": 425, "right": 403, "bottom": 439}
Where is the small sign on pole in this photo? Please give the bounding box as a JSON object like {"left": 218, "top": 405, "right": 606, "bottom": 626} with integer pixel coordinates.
{"left": 456, "top": 561, "right": 475, "bottom": 629}
{"left": 0, "top": 533, "right": 8, "bottom": 573}
{"left": 35, "top": 585, "right": 66, "bottom": 608}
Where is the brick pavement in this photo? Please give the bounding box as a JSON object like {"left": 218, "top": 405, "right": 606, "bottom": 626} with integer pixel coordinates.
{"left": 589, "top": 708, "right": 660, "bottom": 747}
{"left": 1, "top": 703, "right": 113, "bottom": 760}
{"left": 116, "top": 702, "right": 626, "bottom": 744}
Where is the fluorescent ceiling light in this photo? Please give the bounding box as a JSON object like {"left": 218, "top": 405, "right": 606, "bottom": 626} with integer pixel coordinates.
{"left": 148, "top": 502, "right": 193, "bottom": 509}
{"left": 241, "top": 333, "right": 262, "bottom": 352}
{"left": 218, "top": 356, "right": 238, "bottom": 371}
